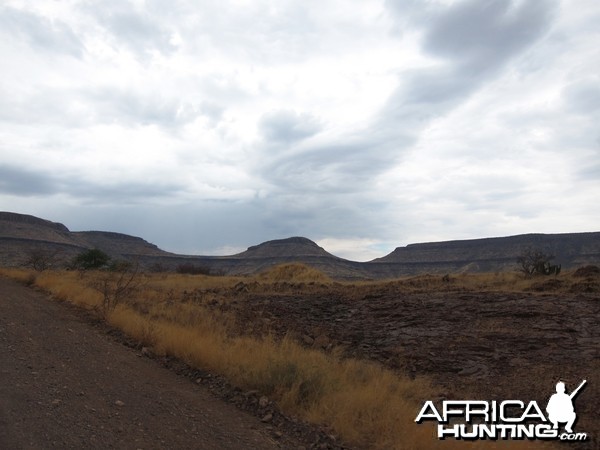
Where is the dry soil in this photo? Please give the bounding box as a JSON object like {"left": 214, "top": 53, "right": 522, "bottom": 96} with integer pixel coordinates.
{"left": 0, "top": 278, "right": 311, "bottom": 450}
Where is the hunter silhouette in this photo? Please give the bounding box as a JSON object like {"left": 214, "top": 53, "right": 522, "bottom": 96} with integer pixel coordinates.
{"left": 546, "top": 380, "right": 586, "bottom": 433}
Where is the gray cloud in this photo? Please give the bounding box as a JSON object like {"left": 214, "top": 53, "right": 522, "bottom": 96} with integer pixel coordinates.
{"left": 261, "top": 138, "right": 404, "bottom": 194}
{"left": 86, "top": 87, "right": 200, "bottom": 128}
{"left": 199, "top": 102, "right": 225, "bottom": 125}
{"left": 380, "top": 0, "right": 557, "bottom": 148}
{"left": 174, "top": 1, "right": 321, "bottom": 64}
{"left": 80, "top": 1, "right": 175, "bottom": 57}
{"left": 259, "top": 110, "right": 321, "bottom": 144}
{"left": 577, "top": 162, "right": 600, "bottom": 182}
{"left": 0, "top": 164, "right": 59, "bottom": 196}
{"left": 0, "top": 85, "right": 200, "bottom": 130}
{"left": 257, "top": 1, "right": 559, "bottom": 201}
{"left": 63, "top": 179, "right": 186, "bottom": 204}
{"left": 0, "top": 87, "right": 89, "bottom": 128}
{"left": 0, "top": 6, "right": 83, "bottom": 58}
{"left": 423, "top": 0, "right": 556, "bottom": 69}
{"left": 0, "top": 163, "right": 184, "bottom": 203}
{"left": 563, "top": 78, "right": 600, "bottom": 114}
{"left": 576, "top": 158, "right": 600, "bottom": 184}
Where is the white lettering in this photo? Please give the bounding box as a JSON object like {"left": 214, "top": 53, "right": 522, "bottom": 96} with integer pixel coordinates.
{"left": 465, "top": 400, "right": 489, "bottom": 422}
{"left": 443, "top": 401, "right": 465, "bottom": 422}
{"left": 415, "top": 401, "right": 443, "bottom": 423}
{"left": 499, "top": 400, "right": 524, "bottom": 422}
{"left": 537, "top": 425, "right": 558, "bottom": 439}
{"left": 521, "top": 401, "right": 546, "bottom": 421}
{"left": 417, "top": 396, "right": 588, "bottom": 442}
{"left": 438, "top": 424, "right": 460, "bottom": 439}
{"left": 559, "top": 432, "right": 587, "bottom": 442}
{"left": 478, "top": 423, "right": 496, "bottom": 439}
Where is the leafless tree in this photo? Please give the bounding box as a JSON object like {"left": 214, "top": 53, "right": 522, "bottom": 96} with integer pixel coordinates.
{"left": 90, "top": 261, "right": 142, "bottom": 318}
{"left": 516, "top": 247, "right": 558, "bottom": 277}
{"left": 23, "top": 247, "right": 63, "bottom": 271}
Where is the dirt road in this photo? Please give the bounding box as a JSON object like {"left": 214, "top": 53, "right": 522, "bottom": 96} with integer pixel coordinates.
{"left": 0, "top": 278, "right": 303, "bottom": 449}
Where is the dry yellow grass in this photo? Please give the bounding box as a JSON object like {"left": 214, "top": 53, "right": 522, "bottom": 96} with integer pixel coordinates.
{"left": 348, "top": 269, "right": 590, "bottom": 295}
{"left": 0, "top": 266, "right": 557, "bottom": 449}
{"left": 257, "top": 263, "right": 332, "bottom": 284}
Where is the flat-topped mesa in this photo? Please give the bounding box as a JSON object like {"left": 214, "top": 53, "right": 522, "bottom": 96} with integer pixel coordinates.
{"left": 0, "top": 212, "right": 169, "bottom": 262}
{"left": 73, "top": 231, "right": 166, "bottom": 256}
{"left": 0, "top": 212, "right": 74, "bottom": 247}
{"left": 237, "top": 237, "right": 336, "bottom": 259}
{"left": 0, "top": 212, "right": 70, "bottom": 233}
{"left": 371, "top": 232, "right": 600, "bottom": 269}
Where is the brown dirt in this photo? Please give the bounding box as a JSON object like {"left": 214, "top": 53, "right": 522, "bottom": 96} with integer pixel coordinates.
{"left": 208, "top": 282, "right": 600, "bottom": 447}
{"left": 0, "top": 278, "right": 333, "bottom": 450}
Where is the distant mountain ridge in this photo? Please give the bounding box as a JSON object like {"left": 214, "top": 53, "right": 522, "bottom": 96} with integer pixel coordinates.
{"left": 370, "top": 232, "right": 600, "bottom": 277}
{"left": 1, "top": 211, "right": 599, "bottom": 279}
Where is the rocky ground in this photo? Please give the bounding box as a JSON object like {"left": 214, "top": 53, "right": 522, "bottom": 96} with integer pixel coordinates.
{"left": 201, "top": 278, "right": 600, "bottom": 447}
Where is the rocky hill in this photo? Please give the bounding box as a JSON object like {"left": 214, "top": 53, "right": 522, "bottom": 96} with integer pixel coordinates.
{"left": 237, "top": 237, "right": 333, "bottom": 259}
{"left": 369, "top": 232, "right": 600, "bottom": 277}
{"left": 0, "top": 212, "right": 172, "bottom": 268}
{"left": 1, "top": 211, "right": 599, "bottom": 278}
{"left": 220, "top": 237, "right": 367, "bottom": 278}
{"left": 0, "top": 212, "right": 71, "bottom": 243}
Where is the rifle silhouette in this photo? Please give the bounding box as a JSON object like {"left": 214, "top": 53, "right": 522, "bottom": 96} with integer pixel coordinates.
{"left": 569, "top": 380, "right": 587, "bottom": 400}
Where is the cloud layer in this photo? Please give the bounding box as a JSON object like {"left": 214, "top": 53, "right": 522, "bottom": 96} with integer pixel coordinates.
{"left": 1, "top": 0, "right": 598, "bottom": 260}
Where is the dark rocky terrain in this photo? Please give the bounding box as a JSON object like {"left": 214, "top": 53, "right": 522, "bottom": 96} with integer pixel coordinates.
{"left": 2, "top": 211, "right": 600, "bottom": 279}
{"left": 192, "top": 276, "right": 600, "bottom": 447}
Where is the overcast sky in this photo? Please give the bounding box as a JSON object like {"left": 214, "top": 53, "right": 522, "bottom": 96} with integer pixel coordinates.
{"left": 1, "top": 0, "right": 599, "bottom": 261}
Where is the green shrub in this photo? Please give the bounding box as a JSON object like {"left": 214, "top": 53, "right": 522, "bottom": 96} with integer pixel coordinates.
{"left": 70, "top": 248, "right": 111, "bottom": 270}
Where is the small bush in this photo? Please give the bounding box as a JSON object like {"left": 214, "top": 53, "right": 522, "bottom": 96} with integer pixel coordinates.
{"left": 70, "top": 248, "right": 111, "bottom": 271}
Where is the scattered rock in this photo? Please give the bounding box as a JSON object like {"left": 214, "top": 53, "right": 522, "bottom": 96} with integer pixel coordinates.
{"left": 313, "top": 335, "right": 329, "bottom": 349}
{"left": 234, "top": 282, "right": 249, "bottom": 293}
{"left": 261, "top": 413, "right": 273, "bottom": 423}
{"left": 458, "top": 366, "right": 480, "bottom": 376}
{"left": 302, "top": 335, "right": 314, "bottom": 346}
{"left": 258, "top": 396, "right": 269, "bottom": 408}
{"left": 114, "top": 400, "right": 125, "bottom": 407}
